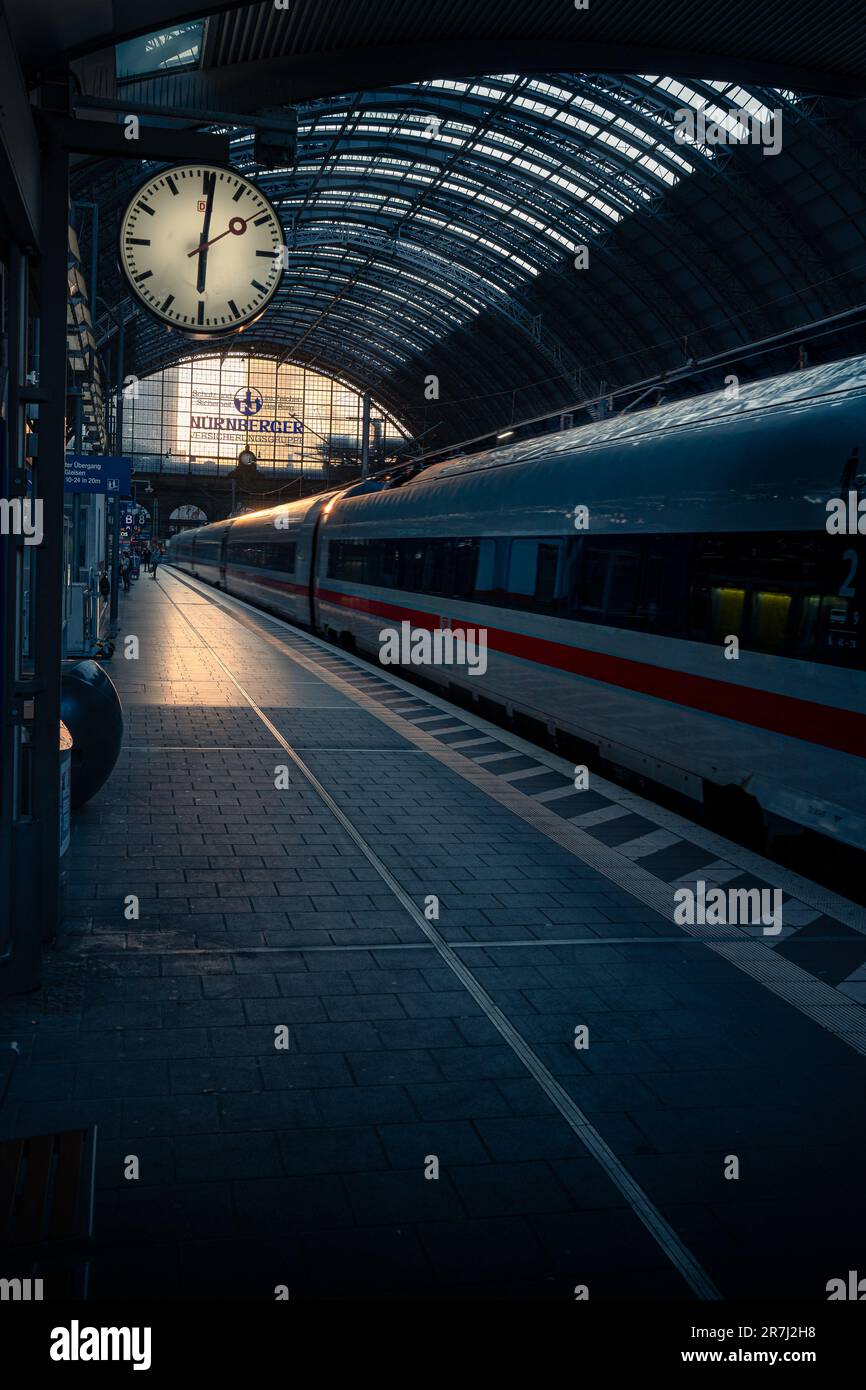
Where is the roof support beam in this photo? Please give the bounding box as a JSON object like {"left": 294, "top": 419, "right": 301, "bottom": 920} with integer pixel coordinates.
{"left": 118, "top": 40, "right": 866, "bottom": 108}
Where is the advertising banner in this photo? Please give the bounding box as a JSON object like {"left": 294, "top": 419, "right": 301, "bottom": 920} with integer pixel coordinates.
{"left": 189, "top": 382, "right": 304, "bottom": 451}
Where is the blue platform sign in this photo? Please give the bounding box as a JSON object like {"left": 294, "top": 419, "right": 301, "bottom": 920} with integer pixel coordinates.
{"left": 64, "top": 455, "right": 133, "bottom": 496}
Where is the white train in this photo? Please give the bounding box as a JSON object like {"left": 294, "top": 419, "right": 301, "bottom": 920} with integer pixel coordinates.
{"left": 166, "top": 356, "right": 866, "bottom": 851}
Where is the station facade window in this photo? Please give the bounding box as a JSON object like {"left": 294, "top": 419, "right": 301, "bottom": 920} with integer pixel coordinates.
{"left": 325, "top": 532, "right": 864, "bottom": 668}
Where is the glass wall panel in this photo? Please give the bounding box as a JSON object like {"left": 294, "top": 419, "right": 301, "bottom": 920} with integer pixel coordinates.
{"left": 121, "top": 355, "right": 408, "bottom": 479}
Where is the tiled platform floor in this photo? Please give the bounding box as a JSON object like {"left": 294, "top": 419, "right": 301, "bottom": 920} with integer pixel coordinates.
{"left": 1, "top": 569, "right": 864, "bottom": 1300}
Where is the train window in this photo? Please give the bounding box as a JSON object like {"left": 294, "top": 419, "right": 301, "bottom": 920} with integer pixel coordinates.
{"left": 508, "top": 541, "right": 538, "bottom": 597}
{"left": 228, "top": 540, "right": 296, "bottom": 572}
{"left": 379, "top": 541, "right": 400, "bottom": 588}
{"left": 795, "top": 593, "right": 821, "bottom": 657}
{"left": 572, "top": 541, "right": 607, "bottom": 615}
{"left": 751, "top": 590, "right": 791, "bottom": 655}
{"left": 504, "top": 539, "right": 562, "bottom": 612}
{"left": 327, "top": 540, "right": 367, "bottom": 582}
{"left": 642, "top": 540, "right": 691, "bottom": 633}
{"left": 322, "top": 530, "right": 862, "bottom": 669}
{"left": 605, "top": 548, "right": 642, "bottom": 617}
{"left": 450, "top": 539, "right": 479, "bottom": 599}
{"left": 640, "top": 547, "right": 668, "bottom": 628}
{"left": 362, "top": 540, "right": 380, "bottom": 585}
{"left": 475, "top": 539, "right": 497, "bottom": 594}
{"left": 709, "top": 586, "right": 746, "bottom": 642}
{"left": 326, "top": 541, "right": 341, "bottom": 579}
{"left": 421, "top": 541, "right": 446, "bottom": 594}
{"left": 263, "top": 541, "right": 296, "bottom": 572}
{"left": 536, "top": 543, "right": 560, "bottom": 604}
{"left": 570, "top": 541, "right": 643, "bottom": 624}
{"left": 400, "top": 541, "right": 425, "bottom": 591}
{"left": 327, "top": 536, "right": 479, "bottom": 600}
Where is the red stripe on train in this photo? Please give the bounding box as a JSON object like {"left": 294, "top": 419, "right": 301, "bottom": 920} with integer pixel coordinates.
{"left": 315, "top": 585, "right": 866, "bottom": 759}
{"left": 225, "top": 567, "right": 307, "bottom": 597}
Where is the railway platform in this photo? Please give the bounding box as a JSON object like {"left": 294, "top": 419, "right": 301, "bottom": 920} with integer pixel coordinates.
{"left": 1, "top": 569, "right": 865, "bottom": 1301}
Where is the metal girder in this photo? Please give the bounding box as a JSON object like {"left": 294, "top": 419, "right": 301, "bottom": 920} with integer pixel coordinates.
{"left": 324, "top": 81, "right": 695, "bottom": 195}
{"left": 109, "top": 35, "right": 866, "bottom": 109}
{"left": 36, "top": 113, "right": 231, "bottom": 164}
{"left": 278, "top": 156, "right": 606, "bottom": 270}
{"left": 284, "top": 226, "right": 580, "bottom": 383}
{"left": 278, "top": 269, "right": 469, "bottom": 342}
{"left": 298, "top": 91, "right": 677, "bottom": 232}
{"left": 268, "top": 298, "right": 432, "bottom": 369}
{"left": 286, "top": 229, "right": 502, "bottom": 309}
{"left": 129, "top": 309, "right": 403, "bottom": 394}
{"left": 285, "top": 207, "right": 536, "bottom": 296}
{"left": 270, "top": 279, "right": 469, "bottom": 358}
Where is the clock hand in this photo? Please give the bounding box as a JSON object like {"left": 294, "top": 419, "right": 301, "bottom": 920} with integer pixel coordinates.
{"left": 187, "top": 216, "right": 249, "bottom": 258}
{"left": 196, "top": 172, "right": 217, "bottom": 293}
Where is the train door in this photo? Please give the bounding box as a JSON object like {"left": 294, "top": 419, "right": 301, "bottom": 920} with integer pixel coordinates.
{"left": 308, "top": 492, "right": 344, "bottom": 631}
{"left": 308, "top": 511, "right": 324, "bottom": 629}
{"left": 219, "top": 527, "right": 229, "bottom": 589}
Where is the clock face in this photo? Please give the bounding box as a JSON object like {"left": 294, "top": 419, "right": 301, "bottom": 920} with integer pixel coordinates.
{"left": 119, "top": 165, "right": 284, "bottom": 334}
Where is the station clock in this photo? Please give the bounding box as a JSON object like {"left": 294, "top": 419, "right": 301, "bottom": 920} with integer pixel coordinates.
{"left": 119, "top": 165, "right": 284, "bottom": 336}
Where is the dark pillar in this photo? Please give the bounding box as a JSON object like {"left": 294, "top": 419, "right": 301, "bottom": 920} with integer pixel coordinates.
{"left": 109, "top": 320, "right": 124, "bottom": 629}
{"left": 31, "top": 129, "right": 68, "bottom": 940}
{"left": 72, "top": 390, "right": 82, "bottom": 584}
{"left": 0, "top": 245, "right": 42, "bottom": 989}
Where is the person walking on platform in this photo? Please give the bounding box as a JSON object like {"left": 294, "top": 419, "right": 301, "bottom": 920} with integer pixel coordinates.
{"left": 142, "top": 545, "right": 152, "bottom": 574}
{"left": 120, "top": 554, "right": 131, "bottom": 593}
{"left": 150, "top": 547, "right": 161, "bottom": 580}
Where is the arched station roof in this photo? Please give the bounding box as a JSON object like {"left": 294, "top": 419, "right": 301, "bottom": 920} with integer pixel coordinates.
{"left": 60, "top": 4, "right": 866, "bottom": 447}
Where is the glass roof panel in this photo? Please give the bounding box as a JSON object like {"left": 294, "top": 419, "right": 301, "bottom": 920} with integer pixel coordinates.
{"left": 115, "top": 22, "right": 203, "bottom": 80}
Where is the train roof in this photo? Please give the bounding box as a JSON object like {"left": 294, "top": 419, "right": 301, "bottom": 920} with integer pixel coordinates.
{"left": 413, "top": 353, "right": 866, "bottom": 488}
{"left": 167, "top": 488, "right": 342, "bottom": 545}
{"left": 224, "top": 488, "right": 341, "bottom": 537}
{"left": 168, "top": 353, "right": 866, "bottom": 544}
{"left": 321, "top": 352, "right": 866, "bottom": 536}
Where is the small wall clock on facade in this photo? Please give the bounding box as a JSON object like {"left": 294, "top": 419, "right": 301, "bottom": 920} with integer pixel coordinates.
{"left": 119, "top": 164, "right": 284, "bottom": 335}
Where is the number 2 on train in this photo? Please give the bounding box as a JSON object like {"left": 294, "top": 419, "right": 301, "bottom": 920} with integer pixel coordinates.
{"left": 840, "top": 549, "right": 858, "bottom": 599}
